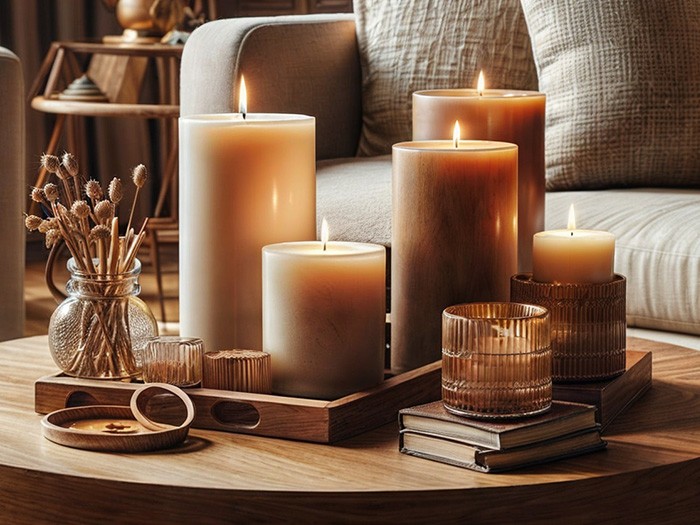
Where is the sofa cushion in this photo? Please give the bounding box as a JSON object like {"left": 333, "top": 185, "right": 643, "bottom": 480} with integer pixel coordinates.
{"left": 520, "top": 0, "right": 700, "bottom": 190}
{"left": 546, "top": 190, "right": 700, "bottom": 336}
{"left": 354, "top": 0, "right": 538, "bottom": 156}
{"left": 318, "top": 156, "right": 700, "bottom": 336}
{"left": 316, "top": 156, "right": 392, "bottom": 245}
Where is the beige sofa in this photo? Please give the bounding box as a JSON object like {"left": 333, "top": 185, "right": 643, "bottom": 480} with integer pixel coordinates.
{"left": 0, "top": 47, "right": 25, "bottom": 341}
{"left": 180, "top": 10, "right": 700, "bottom": 351}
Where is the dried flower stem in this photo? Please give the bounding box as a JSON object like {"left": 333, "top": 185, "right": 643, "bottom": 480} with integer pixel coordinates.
{"left": 121, "top": 218, "right": 149, "bottom": 273}
{"left": 108, "top": 217, "right": 120, "bottom": 275}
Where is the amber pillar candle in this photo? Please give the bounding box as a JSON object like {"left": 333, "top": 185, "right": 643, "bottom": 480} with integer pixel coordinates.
{"left": 413, "top": 89, "right": 545, "bottom": 272}
{"left": 391, "top": 140, "right": 518, "bottom": 373}
{"left": 179, "top": 114, "right": 316, "bottom": 352}
{"left": 262, "top": 240, "right": 386, "bottom": 399}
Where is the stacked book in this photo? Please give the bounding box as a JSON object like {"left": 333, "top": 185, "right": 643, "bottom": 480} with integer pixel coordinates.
{"left": 399, "top": 400, "right": 606, "bottom": 473}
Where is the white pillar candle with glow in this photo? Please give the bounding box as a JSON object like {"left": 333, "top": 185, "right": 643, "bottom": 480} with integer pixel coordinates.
{"left": 262, "top": 220, "right": 386, "bottom": 399}
{"left": 179, "top": 77, "right": 316, "bottom": 351}
{"left": 532, "top": 204, "right": 615, "bottom": 284}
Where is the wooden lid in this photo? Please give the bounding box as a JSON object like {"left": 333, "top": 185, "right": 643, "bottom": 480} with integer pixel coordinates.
{"left": 202, "top": 350, "right": 272, "bottom": 393}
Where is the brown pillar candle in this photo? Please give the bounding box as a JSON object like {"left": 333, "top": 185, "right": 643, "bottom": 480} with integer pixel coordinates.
{"left": 391, "top": 139, "right": 518, "bottom": 373}
{"left": 413, "top": 84, "right": 545, "bottom": 272}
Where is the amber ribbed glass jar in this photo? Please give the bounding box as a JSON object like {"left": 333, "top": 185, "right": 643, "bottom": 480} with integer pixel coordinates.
{"left": 442, "top": 302, "right": 552, "bottom": 419}
{"left": 511, "top": 274, "right": 626, "bottom": 382}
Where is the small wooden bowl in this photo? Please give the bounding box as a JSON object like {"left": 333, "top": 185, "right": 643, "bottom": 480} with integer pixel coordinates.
{"left": 41, "top": 383, "right": 195, "bottom": 452}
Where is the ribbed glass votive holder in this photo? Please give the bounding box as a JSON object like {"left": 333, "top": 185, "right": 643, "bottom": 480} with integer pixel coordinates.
{"left": 442, "top": 303, "right": 552, "bottom": 419}
{"left": 510, "top": 274, "right": 626, "bottom": 382}
{"left": 142, "top": 336, "right": 204, "bottom": 388}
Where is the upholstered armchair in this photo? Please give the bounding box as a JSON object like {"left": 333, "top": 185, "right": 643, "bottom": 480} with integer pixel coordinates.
{"left": 0, "top": 47, "right": 25, "bottom": 341}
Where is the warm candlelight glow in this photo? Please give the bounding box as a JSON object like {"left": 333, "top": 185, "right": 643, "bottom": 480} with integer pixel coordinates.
{"left": 532, "top": 202, "right": 615, "bottom": 284}
{"left": 453, "top": 120, "right": 460, "bottom": 148}
{"left": 477, "top": 70, "right": 485, "bottom": 96}
{"left": 321, "top": 217, "right": 329, "bottom": 251}
{"left": 567, "top": 203, "right": 576, "bottom": 231}
{"left": 238, "top": 76, "right": 247, "bottom": 118}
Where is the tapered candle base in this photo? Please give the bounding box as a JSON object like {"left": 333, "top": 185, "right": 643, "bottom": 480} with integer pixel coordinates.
{"left": 510, "top": 274, "right": 626, "bottom": 382}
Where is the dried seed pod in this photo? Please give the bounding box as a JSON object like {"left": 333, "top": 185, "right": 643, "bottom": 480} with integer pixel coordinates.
{"left": 56, "top": 165, "right": 70, "bottom": 181}
{"left": 41, "top": 154, "right": 61, "bottom": 174}
{"left": 89, "top": 224, "right": 111, "bottom": 241}
{"left": 45, "top": 228, "right": 61, "bottom": 248}
{"left": 24, "top": 215, "right": 43, "bottom": 231}
{"left": 85, "top": 180, "right": 104, "bottom": 201}
{"left": 71, "top": 200, "right": 90, "bottom": 219}
{"left": 108, "top": 177, "right": 123, "bottom": 204}
{"left": 38, "top": 219, "right": 56, "bottom": 234}
{"left": 132, "top": 164, "right": 147, "bottom": 188}
{"left": 94, "top": 200, "right": 115, "bottom": 223}
{"left": 61, "top": 152, "right": 79, "bottom": 178}
{"left": 30, "top": 187, "right": 45, "bottom": 203}
{"left": 43, "top": 183, "right": 60, "bottom": 203}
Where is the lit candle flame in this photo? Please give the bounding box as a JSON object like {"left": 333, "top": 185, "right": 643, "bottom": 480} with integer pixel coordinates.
{"left": 453, "top": 120, "right": 460, "bottom": 148}
{"left": 567, "top": 203, "right": 577, "bottom": 234}
{"left": 477, "top": 70, "right": 485, "bottom": 96}
{"left": 321, "top": 217, "right": 329, "bottom": 251}
{"left": 238, "top": 76, "right": 247, "bottom": 119}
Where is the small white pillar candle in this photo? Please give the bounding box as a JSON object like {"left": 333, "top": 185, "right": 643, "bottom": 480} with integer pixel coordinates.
{"left": 532, "top": 204, "right": 615, "bottom": 284}
{"left": 262, "top": 232, "right": 386, "bottom": 399}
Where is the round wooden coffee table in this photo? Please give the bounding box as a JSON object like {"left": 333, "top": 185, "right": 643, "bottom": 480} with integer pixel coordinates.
{"left": 0, "top": 336, "right": 698, "bottom": 523}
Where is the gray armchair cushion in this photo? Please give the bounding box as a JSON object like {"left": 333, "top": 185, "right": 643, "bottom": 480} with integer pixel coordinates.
{"left": 181, "top": 15, "right": 361, "bottom": 160}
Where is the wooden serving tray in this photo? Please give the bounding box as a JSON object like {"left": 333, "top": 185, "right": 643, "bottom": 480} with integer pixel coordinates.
{"left": 35, "top": 361, "right": 441, "bottom": 444}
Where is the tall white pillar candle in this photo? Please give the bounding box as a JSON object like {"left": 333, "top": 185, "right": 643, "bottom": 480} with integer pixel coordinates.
{"left": 179, "top": 114, "right": 316, "bottom": 351}
{"left": 263, "top": 240, "right": 386, "bottom": 399}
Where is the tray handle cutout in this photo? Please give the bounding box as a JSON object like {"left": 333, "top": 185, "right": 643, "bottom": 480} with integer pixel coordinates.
{"left": 212, "top": 401, "right": 260, "bottom": 429}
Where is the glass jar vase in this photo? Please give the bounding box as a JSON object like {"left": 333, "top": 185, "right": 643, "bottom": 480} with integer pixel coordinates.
{"left": 48, "top": 258, "right": 158, "bottom": 379}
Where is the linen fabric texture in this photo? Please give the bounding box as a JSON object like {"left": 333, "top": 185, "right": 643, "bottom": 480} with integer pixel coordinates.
{"left": 520, "top": 0, "right": 700, "bottom": 190}
{"left": 353, "top": 0, "right": 538, "bottom": 156}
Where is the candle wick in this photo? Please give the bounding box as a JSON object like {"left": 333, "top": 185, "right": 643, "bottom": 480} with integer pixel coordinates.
{"left": 242, "top": 111, "right": 246, "bottom": 120}
{"left": 570, "top": 231, "right": 574, "bottom": 237}
{"left": 323, "top": 240, "right": 327, "bottom": 251}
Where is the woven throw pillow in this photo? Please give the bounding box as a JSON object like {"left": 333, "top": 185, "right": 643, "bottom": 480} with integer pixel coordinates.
{"left": 520, "top": 0, "right": 700, "bottom": 190}
{"left": 354, "top": 0, "right": 538, "bottom": 156}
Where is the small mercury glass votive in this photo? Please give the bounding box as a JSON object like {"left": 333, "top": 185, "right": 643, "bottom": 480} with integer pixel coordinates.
{"left": 442, "top": 302, "right": 552, "bottom": 419}
{"left": 510, "top": 274, "right": 626, "bottom": 382}
{"left": 142, "top": 336, "right": 204, "bottom": 388}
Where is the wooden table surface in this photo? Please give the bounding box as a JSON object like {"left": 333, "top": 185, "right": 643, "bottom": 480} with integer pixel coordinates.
{"left": 1, "top": 336, "right": 699, "bottom": 524}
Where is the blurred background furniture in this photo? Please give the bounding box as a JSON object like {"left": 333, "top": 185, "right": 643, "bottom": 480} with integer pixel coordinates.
{"left": 29, "top": 40, "right": 182, "bottom": 322}
{"left": 0, "top": 47, "right": 25, "bottom": 341}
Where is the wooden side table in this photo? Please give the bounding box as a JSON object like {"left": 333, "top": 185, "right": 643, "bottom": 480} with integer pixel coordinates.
{"left": 0, "top": 336, "right": 698, "bottom": 523}
{"left": 29, "top": 41, "right": 183, "bottom": 321}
